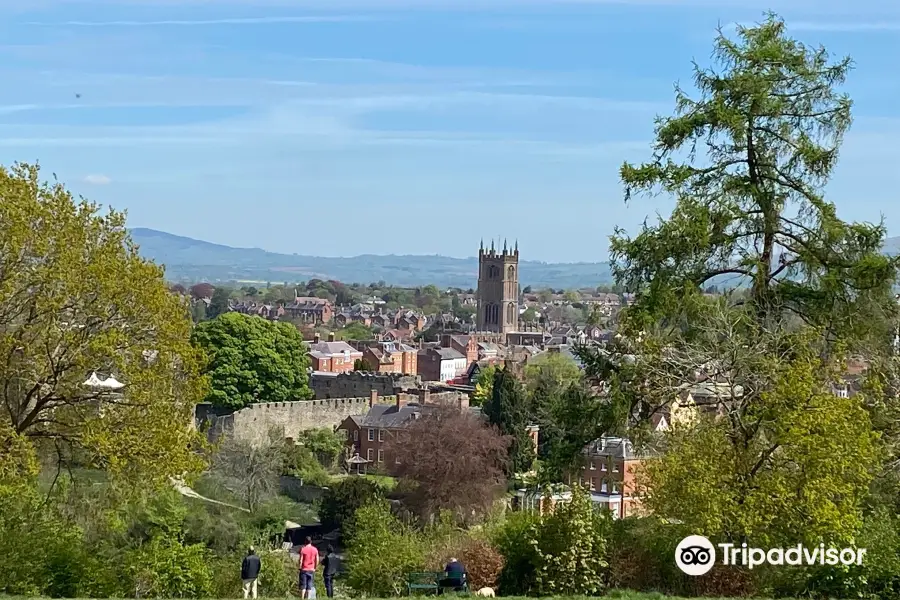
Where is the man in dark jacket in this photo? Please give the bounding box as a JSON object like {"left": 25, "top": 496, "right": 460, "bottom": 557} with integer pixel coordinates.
{"left": 440, "top": 557, "right": 466, "bottom": 593}
{"left": 241, "top": 547, "right": 262, "bottom": 599}
{"left": 321, "top": 545, "right": 340, "bottom": 598}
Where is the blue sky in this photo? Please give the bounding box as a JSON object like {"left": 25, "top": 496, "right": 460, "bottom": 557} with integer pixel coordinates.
{"left": 1, "top": 0, "right": 899, "bottom": 262}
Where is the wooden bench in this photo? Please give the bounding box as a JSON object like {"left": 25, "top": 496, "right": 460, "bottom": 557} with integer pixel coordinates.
{"left": 406, "top": 572, "right": 469, "bottom": 595}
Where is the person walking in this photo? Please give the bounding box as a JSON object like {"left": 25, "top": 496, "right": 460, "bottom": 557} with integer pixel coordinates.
{"left": 241, "top": 547, "right": 261, "bottom": 599}
{"left": 299, "top": 537, "right": 320, "bottom": 599}
{"left": 321, "top": 545, "right": 339, "bottom": 598}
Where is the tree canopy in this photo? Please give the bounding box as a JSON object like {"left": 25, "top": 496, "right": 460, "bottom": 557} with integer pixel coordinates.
{"left": 0, "top": 162, "right": 205, "bottom": 486}
{"left": 191, "top": 312, "right": 312, "bottom": 410}
{"left": 612, "top": 13, "right": 897, "bottom": 347}
{"left": 582, "top": 15, "right": 899, "bottom": 547}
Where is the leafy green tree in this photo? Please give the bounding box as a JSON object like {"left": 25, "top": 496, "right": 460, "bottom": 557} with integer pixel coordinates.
{"left": 0, "top": 162, "right": 206, "bottom": 486}
{"left": 296, "top": 427, "right": 346, "bottom": 469}
{"left": 583, "top": 15, "right": 898, "bottom": 554}
{"left": 521, "top": 307, "right": 538, "bottom": 323}
{"left": 335, "top": 322, "right": 373, "bottom": 341}
{"left": 471, "top": 364, "right": 497, "bottom": 407}
{"left": 353, "top": 358, "right": 369, "bottom": 372}
{"left": 207, "top": 286, "right": 232, "bottom": 319}
{"left": 345, "top": 500, "right": 426, "bottom": 597}
{"left": 524, "top": 352, "right": 581, "bottom": 396}
{"left": 611, "top": 14, "right": 897, "bottom": 344}
{"left": 318, "top": 477, "right": 385, "bottom": 538}
{"left": 484, "top": 368, "right": 534, "bottom": 474}
{"left": 641, "top": 329, "right": 879, "bottom": 547}
{"left": 191, "top": 312, "right": 313, "bottom": 410}
{"left": 529, "top": 485, "right": 610, "bottom": 595}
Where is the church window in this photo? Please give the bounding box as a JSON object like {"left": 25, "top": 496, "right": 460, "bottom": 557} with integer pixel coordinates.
{"left": 507, "top": 265, "right": 515, "bottom": 280}
{"left": 506, "top": 303, "right": 515, "bottom": 324}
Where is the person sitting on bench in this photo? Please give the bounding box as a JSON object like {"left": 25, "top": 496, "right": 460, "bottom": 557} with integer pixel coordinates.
{"left": 439, "top": 557, "right": 466, "bottom": 592}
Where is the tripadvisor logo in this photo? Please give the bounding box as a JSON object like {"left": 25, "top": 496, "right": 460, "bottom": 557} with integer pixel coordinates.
{"left": 675, "top": 535, "right": 867, "bottom": 576}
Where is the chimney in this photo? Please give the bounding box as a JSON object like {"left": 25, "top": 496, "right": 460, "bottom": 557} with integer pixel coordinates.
{"left": 314, "top": 333, "right": 320, "bottom": 344}
{"left": 396, "top": 393, "right": 405, "bottom": 409}
{"left": 418, "top": 389, "right": 431, "bottom": 405}
{"left": 369, "top": 389, "right": 378, "bottom": 407}
{"left": 328, "top": 332, "right": 336, "bottom": 342}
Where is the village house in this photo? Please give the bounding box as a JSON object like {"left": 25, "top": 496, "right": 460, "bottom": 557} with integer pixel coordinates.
{"left": 337, "top": 390, "right": 470, "bottom": 471}
{"left": 569, "top": 436, "right": 651, "bottom": 519}
{"left": 282, "top": 296, "right": 333, "bottom": 325}
{"left": 353, "top": 340, "right": 418, "bottom": 374}
{"left": 417, "top": 347, "right": 468, "bottom": 382}
{"left": 440, "top": 334, "right": 479, "bottom": 368}
{"left": 306, "top": 333, "right": 363, "bottom": 373}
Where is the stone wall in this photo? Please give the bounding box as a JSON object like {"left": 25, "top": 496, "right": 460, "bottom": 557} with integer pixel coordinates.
{"left": 310, "top": 371, "right": 422, "bottom": 399}
{"left": 197, "top": 397, "right": 375, "bottom": 445}
{"left": 279, "top": 476, "right": 327, "bottom": 504}
{"left": 195, "top": 388, "right": 471, "bottom": 446}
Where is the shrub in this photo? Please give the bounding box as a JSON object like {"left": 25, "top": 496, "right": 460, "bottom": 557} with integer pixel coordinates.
{"left": 123, "top": 535, "right": 213, "bottom": 598}
{"left": 529, "top": 485, "right": 610, "bottom": 596}
{"left": 345, "top": 500, "right": 425, "bottom": 596}
{"left": 490, "top": 510, "right": 541, "bottom": 595}
{"left": 319, "top": 477, "right": 385, "bottom": 537}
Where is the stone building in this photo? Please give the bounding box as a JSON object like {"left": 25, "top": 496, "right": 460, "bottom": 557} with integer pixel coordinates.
{"left": 476, "top": 240, "right": 519, "bottom": 337}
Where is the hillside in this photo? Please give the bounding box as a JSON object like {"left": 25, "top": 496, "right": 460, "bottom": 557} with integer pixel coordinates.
{"left": 129, "top": 228, "right": 613, "bottom": 289}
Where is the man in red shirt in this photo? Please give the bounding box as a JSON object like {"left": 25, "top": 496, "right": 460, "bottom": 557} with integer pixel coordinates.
{"left": 299, "top": 536, "right": 319, "bottom": 599}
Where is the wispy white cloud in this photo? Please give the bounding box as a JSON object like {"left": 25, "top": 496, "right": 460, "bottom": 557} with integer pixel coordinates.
{"left": 83, "top": 173, "right": 111, "bottom": 184}
{"left": 26, "top": 15, "right": 382, "bottom": 26}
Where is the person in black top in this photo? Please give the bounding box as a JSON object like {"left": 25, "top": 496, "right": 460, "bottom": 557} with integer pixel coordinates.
{"left": 241, "top": 547, "right": 262, "bottom": 599}
{"left": 321, "top": 545, "right": 339, "bottom": 598}
{"left": 440, "top": 557, "right": 466, "bottom": 593}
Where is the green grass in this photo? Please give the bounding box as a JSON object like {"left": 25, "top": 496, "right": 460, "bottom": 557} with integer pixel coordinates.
{"left": 0, "top": 591, "right": 769, "bottom": 600}
{"left": 329, "top": 472, "right": 397, "bottom": 490}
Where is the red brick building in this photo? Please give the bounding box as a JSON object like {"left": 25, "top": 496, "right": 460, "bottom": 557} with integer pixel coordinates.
{"left": 307, "top": 333, "right": 363, "bottom": 373}
{"left": 568, "top": 436, "right": 649, "bottom": 519}
{"left": 337, "top": 390, "right": 455, "bottom": 471}
{"left": 357, "top": 341, "right": 418, "bottom": 375}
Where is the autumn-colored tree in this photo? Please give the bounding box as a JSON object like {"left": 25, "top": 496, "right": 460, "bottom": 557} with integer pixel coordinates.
{"left": 387, "top": 406, "right": 509, "bottom": 524}
{"left": 189, "top": 283, "right": 215, "bottom": 300}
{"left": 0, "top": 162, "right": 206, "bottom": 486}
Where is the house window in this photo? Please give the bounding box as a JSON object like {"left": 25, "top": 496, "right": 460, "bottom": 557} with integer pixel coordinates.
{"left": 368, "top": 428, "right": 374, "bottom": 441}
{"left": 589, "top": 461, "right": 596, "bottom": 471}
{"left": 378, "top": 429, "right": 385, "bottom": 442}
{"left": 601, "top": 479, "right": 608, "bottom": 493}
{"left": 377, "top": 449, "right": 384, "bottom": 463}
{"left": 589, "top": 477, "right": 596, "bottom": 491}
{"left": 612, "top": 482, "right": 620, "bottom": 494}
{"left": 366, "top": 448, "right": 373, "bottom": 461}
{"left": 601, "top": 462, "right": 607, "bottom": 472}
{"left": 353, "top": 430, "right": 358, "bottom": 442}
{"left": 613, "top": 462, "right": 620, "bottom": 473}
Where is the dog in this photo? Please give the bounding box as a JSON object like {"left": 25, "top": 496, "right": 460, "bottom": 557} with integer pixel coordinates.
{"left": 475, "top": 587, "right": 495, "bottom": 597}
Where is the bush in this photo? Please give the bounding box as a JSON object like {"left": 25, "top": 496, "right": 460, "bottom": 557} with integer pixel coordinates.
{"left": 529, "top": 485, "right": 610, "bottom": 596}
{"left": 345, "top": 500, "right": 425, "bottom": 596}
{"left": 123, "top": 535, "right": 213, "bottom": 598}
{"left": 319, "top": 477, "right": 385, "bottom": 537}
{"left": 490, "top": 510, "right": 542, "bottom": 595}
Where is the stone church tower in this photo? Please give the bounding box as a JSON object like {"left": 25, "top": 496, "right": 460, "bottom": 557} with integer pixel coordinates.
{"left": 476, "top": 239, "right": 519, "bottom": 335}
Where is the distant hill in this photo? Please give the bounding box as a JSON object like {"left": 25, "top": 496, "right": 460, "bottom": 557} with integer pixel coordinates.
{"left": 129, "top": 228, "right": 613, "bottom": 289}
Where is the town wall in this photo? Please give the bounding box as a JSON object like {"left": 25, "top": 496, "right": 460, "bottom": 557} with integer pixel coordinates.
{"left": 310, "top": 371, "right": 422, "bottom": 399}
{"left": 197, "top": 397, "right": 372, "bottom": 446}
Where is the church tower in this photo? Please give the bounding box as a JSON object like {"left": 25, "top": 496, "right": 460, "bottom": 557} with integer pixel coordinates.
{"left": 476, "top": 238, "right": 519, "bottom": 335}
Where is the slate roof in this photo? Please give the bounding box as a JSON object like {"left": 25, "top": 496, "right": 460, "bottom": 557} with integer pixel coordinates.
{"left": 307, "top": 341, "right": 359, "bottom": 356}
